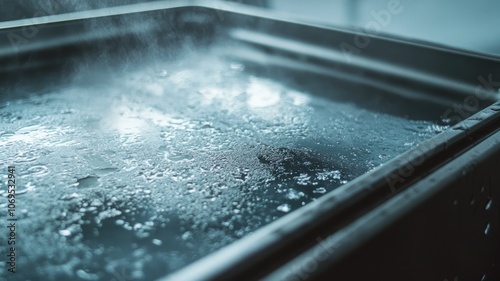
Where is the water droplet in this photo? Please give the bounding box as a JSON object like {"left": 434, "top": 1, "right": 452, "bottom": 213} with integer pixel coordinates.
{"left": 277, "top": 204, "right": 292, "bottom": 213}
{"left": 98, "top": 209, "right": 122, "bottom": 221}
{"left": 441, "top": 118, "right": 452, "bottom": 124}
{"left": 316, "top": 170, "right": 341, "bottom": 181}
{"left": 152, "top": 239, "right": 162, "bottom": 246}
{"left": 286, "top": 189, "right": 304, "bottom": 200}
{"left": 295, "top": 173, "right": 311, "bottom": 185}
{"left": 427, "top": 124, "right": 449, "bottom": 134}
{"left": 60, "top": 193, "right": 80, "bottom": 201}
{"left": 59, "top": 229, "right": 72, "bottom": 236}
{"left": 76, "top": 269, "right": 98, "bottom": 280}
{"left": 313, "top": 187, "right": 327, "bottom": 194}
{"left": 90, "top": 199, "right": 103, "bottom": 207}
{"left": 485, "top": 199, "right": 492, "bottom": 210}
{"left": 485, "top": 223, "right": 491, "bottom": 235}
{"left": 182, "top": 231, "right": 193, "bottom": 240}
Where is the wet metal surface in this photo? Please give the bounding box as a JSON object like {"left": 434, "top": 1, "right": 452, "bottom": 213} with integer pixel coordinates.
{"left": 0, "top": 45, "right": 447, "bottom": 280}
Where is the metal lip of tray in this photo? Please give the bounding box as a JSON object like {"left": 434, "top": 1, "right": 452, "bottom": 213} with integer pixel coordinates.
{"left": 1, "top": 1, "right": 500, "bottom": 280}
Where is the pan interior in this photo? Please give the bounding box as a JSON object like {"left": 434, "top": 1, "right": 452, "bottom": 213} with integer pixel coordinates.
{"left": 0, "top": 41, "right": 448, "bottom": 280}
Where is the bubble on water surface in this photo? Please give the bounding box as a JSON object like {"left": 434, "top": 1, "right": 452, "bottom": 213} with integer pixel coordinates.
{"left": 277, "top": 204, "right": 292, "bottom": 213}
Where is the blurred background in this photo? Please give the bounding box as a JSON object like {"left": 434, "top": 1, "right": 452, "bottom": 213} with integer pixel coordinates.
{"left": 1, "top": 0, "right": 500, "bottom": 56}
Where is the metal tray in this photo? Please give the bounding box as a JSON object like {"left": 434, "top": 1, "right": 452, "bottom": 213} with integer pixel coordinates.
{"left": 1, "top": 1, "right": 499, "bottom": 281}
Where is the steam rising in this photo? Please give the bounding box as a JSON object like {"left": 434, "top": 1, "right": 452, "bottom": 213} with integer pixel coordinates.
{"left": 0, "top": 2, "right": 449, "bottom": 280}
